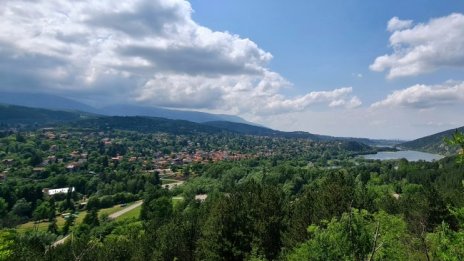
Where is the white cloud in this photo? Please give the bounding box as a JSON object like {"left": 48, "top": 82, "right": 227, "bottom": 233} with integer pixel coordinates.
{"left": 371, "top": 13, "right": 464, "bottom": 79}
{"left": 261, "top": 100, "right": 464, "bottom": 140}
{"left": 0, "top": 0, "right": 359, "bottom": 115}
{"left": 255, "top": 87, "right": 361, "bottom": 114}
{"left": 387, "top": 17, "right": 413, "bottom": 32}
{"left": 371, "top": 81, "right": 464, "bottom": 109}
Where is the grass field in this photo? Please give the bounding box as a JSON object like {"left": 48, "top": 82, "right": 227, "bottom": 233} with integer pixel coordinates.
{"left": 117, "top": 205, "right": 142, "bottom": 221}
{"left": 16, "top": 202, "right": 139, "bottom": 233}
{"left": 172, "top": 196, "right": 184, "bottom": 207}
{"left": 161, "top": 178, "right": 179, "bottom": 184}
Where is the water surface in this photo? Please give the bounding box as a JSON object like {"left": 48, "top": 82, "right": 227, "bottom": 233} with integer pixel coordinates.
{"left": 362, "top": 150, "right": 444, "bottom": 162}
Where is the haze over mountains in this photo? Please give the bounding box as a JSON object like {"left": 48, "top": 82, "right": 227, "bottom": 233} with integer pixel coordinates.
{"left": 1, "top": 92, "right": 463, "bottom": 155}
{"left": 0, "top": 102, "right": 400, "bottom": 147}
{"left": 0, "top": 92, "right": 252, "bottom": 124}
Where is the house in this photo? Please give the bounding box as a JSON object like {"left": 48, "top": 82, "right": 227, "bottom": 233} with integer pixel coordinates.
{"left": 2, "top": 159, "right": 14, "bottom": 167}
{"left": 47, "top": 155, "right": 57, "bottom": 163}
{"left": 49, "top": 145, "right": 58, "bottom": 152}
{"left": 66, "top": 163, "right": 79, "bottom": 172}
{"left": 194, "top": 194, "right": 208, "bottom": 202}
{"left": 0, "top": 171, "right": 7, "bottom": 181}
{"left": 33, "top": 167, "right": 45, "bottom": 174}
{"left": 70, "top": 151, "right": 80, "bottom": 159}
{"left": 111, "top": 155, "right": 123, "bottom": 162}
{"left": 42, "top": 187, "right": 75, "bottom": 196}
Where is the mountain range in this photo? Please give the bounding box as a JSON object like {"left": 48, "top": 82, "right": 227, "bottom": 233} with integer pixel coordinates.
{"left": 0, "top": 102, "right": 400, "bottom": 148}
{"left": 2, "top": 92, "right": 462, "bottom": 155}
{"left": 0, "top": 92, "right": 253, "bottom": 124}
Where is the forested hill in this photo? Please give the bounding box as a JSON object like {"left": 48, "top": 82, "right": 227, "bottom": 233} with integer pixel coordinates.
{"left": 204, "top": 121, "right": 398, "bottom": 146}
{"left": 400, "top": 126, "right": 464, "bottom": 155}
{"left": 0, "top": 104, "right": 393, "bottom": 148}
{"left": 69, "top": 116, "right": 225, "bottom": 135}
{"left": 0, "top": 103, "right": 94, "bottom": 126}
{"left": 203, "top": 121, "right": 326, "bottom": 140}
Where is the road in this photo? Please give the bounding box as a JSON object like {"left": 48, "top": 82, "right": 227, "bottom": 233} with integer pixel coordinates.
{"left": 51, "top": 180, "right": 183, "bottom": 247}
{"left": 108, "top": 200, "right": 143, "bottom": 219}
{"left": 163, "top": 180, "right": 184, "bottom": 190}
{"left": 52, "top": 234, "right": 71, "bottom": 248}
{"left": 51, "top": 201, "right": 142, "bottom": 247}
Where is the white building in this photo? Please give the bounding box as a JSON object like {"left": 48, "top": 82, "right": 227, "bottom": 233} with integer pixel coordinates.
{"left": 43, "top": 187, "right": 75, "bottom": 196}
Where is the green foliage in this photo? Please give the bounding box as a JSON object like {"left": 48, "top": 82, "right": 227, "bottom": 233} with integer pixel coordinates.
{"left": 198, "top": 180, "right": 284, "bottom": 260}
{"left": 82, "top": 209, "right": 100, "bottom": 228}
{"left": 0, "top": 230, "right": 15, "bottom": 261}
{"left": 2, "top": 116, "right": 464, "bottom": 260}
{"left": 402, "top": 126, "right": 464, "bottom": 155}
{"left": 32, "top": 201, "right": 52, "bottom": 221}
{"left": 445, "top": 130, "right": 464, "bottom": 164}
{"left": 428, "top": 222, "right": 464, "bottom": 260}
{"left": 287, "top": 209, "right": 409, "bottom": 260}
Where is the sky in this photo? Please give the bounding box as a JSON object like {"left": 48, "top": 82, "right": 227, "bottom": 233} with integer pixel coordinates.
{"left": 1, "top": 0, "right": 464, "bottom": 139}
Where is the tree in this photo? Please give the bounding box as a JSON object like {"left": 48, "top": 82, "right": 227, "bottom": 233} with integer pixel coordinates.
{"left": 0, "top": 230, "right": 15, "bottom": 260}
{"left": 287, "top": 209, "right": 410, "bottom": 260}
{"left": 48, "top": 197, "right": 56, "bottom": 221}
{"left": 11, "top": 198, "right": 32, "bottom": 218}
{"left": 198, "top": 180, "right": 285, "bottom": 260}
{"left": 82, "top": 208, "right": 100, "bottom": 228}
{"left": 33, "top": 201, "right": 52, "bottom": 221}
{"left": 48, "top": 219, "right": 58, "bottom": 234}
{"left": 445, "top": 130, "right": 464, "bottom": 164}
{"left": 0, "top": 198, "right": 8, "bottom": 220}
{"left": 428, "top": 222, "right": 464, "bottom": 260}
{"left": 62, "top": 215, "right": 75, "bottom": 235}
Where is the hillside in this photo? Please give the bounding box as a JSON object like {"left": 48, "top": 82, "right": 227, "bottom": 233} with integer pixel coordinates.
{"left": 0, "top": 104, "right": 396, "bottom": 150}
{"left": 0, "top": 104, "right": 94, "bottom": 127}
{"left": 99, "top": 104, "right": 253, "bottom": 124}
{"left": 68, "top": 116, "right": 225, "bottom": 135}
{"left": 0, "top": 92, "right": 253, "bottom": 124}
{"left": 399, "top": 126, "right": 464, "bottom": 155}
{"left": 203, "top": 121, "right": 324, "bottom": 140}
{"left": 0, "top": 92, "right": 98, "bottom": 113}
{"left": 204, "top": 121, "right": 400, "bottom": 146}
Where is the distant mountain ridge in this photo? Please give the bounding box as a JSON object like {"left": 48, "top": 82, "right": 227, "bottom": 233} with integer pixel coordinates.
{"left": 0, "top": 103, "right": 400, "bottom": 147}
{"left": 204, "top": 121, "right": 401, "bottom": 145}
{"left": 399, "top": 126, "right": 464, "bottom": 155}
{"left": 0, "top": 104, "right": 94, "bottom": 125}
{"left": 0, "top": 92, "right": 98, "bottom": 113}
{"left": 99, "top": 104, "right": 254, "bottom": 125}
{"left": 69, "top": 116, "right": 225, "bottom": 135}
{"left": 204, "top": 121, "right": 325, "bottom": 140}
{"left": 0, "top": 92, "right": 253, "bottom": 124}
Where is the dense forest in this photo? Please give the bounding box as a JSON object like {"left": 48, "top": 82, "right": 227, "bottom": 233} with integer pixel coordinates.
{"left": 0, "top": 119, "right": 463, "bottom": 260}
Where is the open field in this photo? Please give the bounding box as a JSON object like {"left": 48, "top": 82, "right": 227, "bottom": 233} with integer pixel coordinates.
{"left": 117, "top": 204, "right": 142, "bottom": 220}
{"left": 16, "top": 201, "right": 141, "bottom": 233}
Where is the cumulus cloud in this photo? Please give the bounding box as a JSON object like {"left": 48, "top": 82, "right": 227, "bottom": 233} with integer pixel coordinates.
{"left": 370, "top": 13, "right": 464, "bottom": 79}
{"left": 371, "top": 81, "right": 464, "bottom": 109}
{"left": 0, "top": 0, "right": 359, "bottom": 115}
{"left": 387, "top": 17, "right": 413, "bottom": 32}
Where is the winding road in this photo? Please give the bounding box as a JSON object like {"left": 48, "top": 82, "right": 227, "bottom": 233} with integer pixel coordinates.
{"left": 108, "top": 200, "right": 143, "bottom": 220}
{"left": 51, "top": 180, "right": 184, "bottom": 247}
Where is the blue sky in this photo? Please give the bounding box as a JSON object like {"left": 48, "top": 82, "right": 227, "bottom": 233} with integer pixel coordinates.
{"left": 189, "top": 0, "right": 464, "bottom": 103}
{"left": 1, "top": 0, "right": 464, "bottom": 139}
